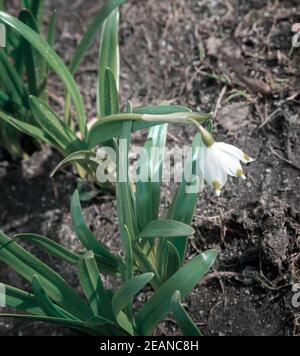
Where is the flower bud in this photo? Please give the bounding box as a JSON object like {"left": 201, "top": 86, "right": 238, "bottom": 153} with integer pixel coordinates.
{"left": 198, "top": 125, "right": 215, "bottom": 147}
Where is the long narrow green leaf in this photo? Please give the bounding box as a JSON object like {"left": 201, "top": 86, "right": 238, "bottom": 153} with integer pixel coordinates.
{"left": 171, "top": 291, "right": 202, "bottom": 336}
{"left": 70, "top": 0, "right": 125, "bottom": 74}
{"left": 18, "top": 6, "right": 47, "bottom": 97}
{"left": 122, "top": 225, "right": 133, "bottom": 282}
{"left": 100, "top": 67, "right": 120, "bottom": 117}
{"left": 32, "top": 275, "right": 79, "bottom": 320}
{"left": 0, "top": 50, "right": 26, "bottom": 105}
{"left": 157, "top": 241, "right": 180, "bottom": 282}
{"left": 70, "top": 190, "right": 120, "bottom": 270}
{"left": 0, "top": 89, "right": 9, "bottom": 104}
{"left": 0, "top": 312, "right": 124, "bottom": 335}
{"left": 0, "top": 313, "right": 88, "bottom": 330}
{"left": 5, "top": 27, "right": 20, "bottom": 55}
{"left": 0, "top": 11, "right": 87, "bottom": 138}
{"left": 86, "top": 315, "right": 130, "bottom": 336}
{"left": 0, "top": 231, "right": 92, "bottom": 320}
{"left": 0, "top": 122, "right": 23, "bottom": 158}
{"left": 115, "top": 141, "right": 139, "bottom": 247}
{"left": 115, "top": 100, "right": 139, "bottom": 240}
{"left": 167, "top": 134, "right": 203, "bottom": 263}
{"left": 135, "top": 249, "right": 217, "bottom": 335}
{"left": 38, "top": 9, "right": 57, "bottom": 97}
{"left": 136, "top": 124, "right": 168, "bottom": 230}
{"left": 4, "top": 284, "right": 46, "bottom": 316}
{"left": 133, "top": 105, "right": 191, "bottom": 115}
{"left": 19, "top": 9, "right": 39, "bottom": 95}
{"left": 50, "top": 150, "right": 98, "bottom": 177}
{"left": 112, "top": 273, "right": 153, "bottom": 317}
{"left": 15, "top": 233, "right": 79, "bottom": 265}
{"left": 47, "top": 10, "right": 57, "bottom": 47}
{"left": 138, "top": 219, "right": 195, "bottom": 239}
{"left": 98, "top": 9, "right": 119, "bottom": 117}
{"left": 22, "top": 0, "right": 30, "bottom": 7}
{"left": 87, "top": 109, "right": 210, "bottom": 148}
{"left": 30, "top": 0, "right": 45, "bottom": 27}
{"left": 88, "top": 118, "right": 168, "bottom": 149}
{"left": 78, "top": 251, "right": 114, "bottom": 320}
{"left": 0, "top": 109, "right": 57, "bottom": 147}
{"left": 29, "top": 96, "right": 85, "bottom": 153}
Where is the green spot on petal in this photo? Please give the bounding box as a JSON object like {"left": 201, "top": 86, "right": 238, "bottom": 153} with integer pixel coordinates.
{"left": 212, "top": 180, "right": 221, "bottom": 196}
{"left": 244, "top": 153, "right": 251, "bottom": 162}
{"left": 236, "top": 169, "right": 246, "bottom": 179}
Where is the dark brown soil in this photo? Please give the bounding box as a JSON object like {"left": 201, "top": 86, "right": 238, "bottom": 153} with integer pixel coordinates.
{"left": 1, "top": 0, "right": 300, "bottom": 336}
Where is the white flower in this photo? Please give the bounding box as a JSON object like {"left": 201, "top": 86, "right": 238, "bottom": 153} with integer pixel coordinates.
{"left": 200, "top": 142, "right": 254, "bottom": 196}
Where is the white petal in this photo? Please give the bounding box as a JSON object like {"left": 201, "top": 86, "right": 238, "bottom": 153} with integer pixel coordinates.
{"left": 201, "top": 146, "right": 228, "bottom": 192}
{"left": 201, "top": 147, "right": 216, "bottom": 185}
{"left": 216, "top": 148, "right": 243, "bottom": 177}
{"left": 215, "top": 142, "right": 253, "bottom": 163}
{"left": 215, "top": 160, "right": 228, "bottom": 187}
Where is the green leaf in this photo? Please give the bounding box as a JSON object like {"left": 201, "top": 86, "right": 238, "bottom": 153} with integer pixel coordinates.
{"left": 32, "top": 275, "right": 79, "bottom": 320}
{"left": 47, "top": 10, "right": 57, "bottom": 47}
{"left": 15, "top": 233, "right": 79, "bottom": 265}
{"left": 78, "top": 251, "right": 114, "bottom": 320}
{"left": 136, "top": 123, "right": 168, "bottom": 230}
{"left": 112, "top": 273, "right": 154, "bottom": 317}
{"left": 100, "top": 67, "right": 120, "bottom": 117}
{"left": 0, "top": 50, "right": 26, "bottom": 106}
{"left": 87, "top": 118, "right": 166, "bottom": 149}
{"left": 157, "top": 241, "right": 181, "bottom": 282}
{"left": 0, "top": 89, "right": 9, "bottom": 104}
{"left": 18, "top": 5, "right": 48, "bottom": 98}
{"left": 135, "top": 249, "right": 217, "bottom": 335}
{"left": 88, "top": 120, "right": 129, "bottom": 148}
{"left": 114, "top": 101, "right": 139, "bottom": 241}
{"left": 70, "top": 0, "right": 125, "bottom": 74}
{"left": 30, "top": 0, "right": 45, "bottom": 27}
{"left": 22, "top": 1, "right": 31, "bottom": 10}
{"left": 29, "top": 96, "right": 85, "bottom": 153}
{"left": 133, "top": 105, "right": 191, "bottom": 115}
{"left": 0, "top": 109, "right": 57, "bottom": 148}
{"left": 171, "top": 291, "right": 202, "bottom": 336}
{"left": 0, "top": 11, "right": 87, "bottom": 138}
{"left": 70, "top": 190, "right": 120, "bottom": 271}
{"left": 122, "top": 225, "right": 134, "bottom": 283}
{"left": 87, "top": 108, "right": 212, "bottom": 148}
{"left": 115, "top": 139, "right": 139, "bottom": 247}
{"left": 5, "top": 26, "right": 20, "bottom": 55}
{"left": 38, "top": 10, "right": 57, "bottom": 97}
{"left": 4, "top": 287, "right": 122, "bottom": 335}
{"left": 167, "top": 134, "right": 203, "bottom": 263}
{"left": 98, "top": 9, "right": 119, "bottom": 117}
{"left": 0, "top": 121, "right": 23, "bottom": 158}
{"left": 19, "top": 9, "right": 39, "bottom": 96}
{"left": 0, "top": 231, "right": 92, "bottom": 320}
{"left": 0, "top": 313, "right": 90, "bottom": 331}
{"left": 85, "top": 316, "right": 130, "bottom": 336}
{"left": 50, "top": 150, "right": 98, "bottom": 177}
{"left": 4, "top": 284, "right": 46, "bottom": 316}
{"left": 138, "top": 219, "right": 195, "bottom": 239}
{"left": 132, "top": 244, "right": 162, "bottom": 291}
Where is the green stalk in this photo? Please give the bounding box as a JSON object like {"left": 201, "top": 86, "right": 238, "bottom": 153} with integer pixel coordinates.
{"left": 91, "top": 112, "right": 211, "bottom": 127}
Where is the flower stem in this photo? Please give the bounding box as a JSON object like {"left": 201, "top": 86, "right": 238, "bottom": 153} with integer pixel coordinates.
{"left": 186, "top": 118, "right": 215, "bottom": 147}
{"left": 94, "top": 112, "right": 211, "bottom": 127}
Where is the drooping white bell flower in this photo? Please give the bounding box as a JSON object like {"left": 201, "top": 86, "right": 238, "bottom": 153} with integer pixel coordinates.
{"left": 198, "top": 126, "right": 254, "bottom": 196}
